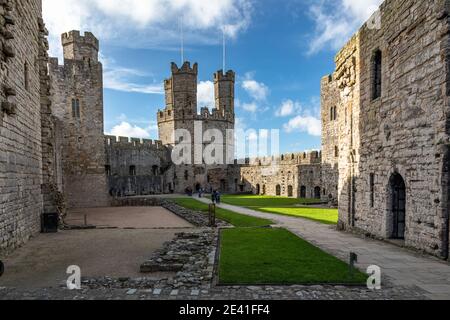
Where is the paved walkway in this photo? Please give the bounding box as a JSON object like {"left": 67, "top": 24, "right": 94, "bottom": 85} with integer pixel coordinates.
{"left": 196, "top": 198, "right": 450, "bottom": 300}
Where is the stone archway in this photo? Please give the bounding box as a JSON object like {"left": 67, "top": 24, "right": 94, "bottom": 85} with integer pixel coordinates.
{"left": 389, "top": 173, "right": 406, "bottom": 239}
{"left": 314, "top": 187, "right": 321, "bottom": 199}
{"left": 276, "top": 185, "right": 281, "bottom": 196}
{"left": 300, "top": 186, "right": 307, "bottom": 198}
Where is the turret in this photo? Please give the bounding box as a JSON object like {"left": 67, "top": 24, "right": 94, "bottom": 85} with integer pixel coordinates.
{"left": 164, "top": 61, "right": 198, "bottom": 114}
{"left": 214, "top": 70, "right": 235, "bottom": 114}
{"left": 62, "top": 30, "right": 99, "bottom": 63}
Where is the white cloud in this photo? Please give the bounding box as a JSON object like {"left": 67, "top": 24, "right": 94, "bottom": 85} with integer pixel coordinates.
{"left": 104, "top": 68, "right": 163, "bottom": 94}
{"left": 283, "top": 116, "right": 321, "bottom": 137}
{"left": 242, "top": 73, "right": 269, "bottom": 101}
{"left": 99, "top": 56, "right": 164, "bottom": 94}
{"left": 242, "top": 102, "right": 258, "bottom": 113}
{"left": 109, "top": 121, "right": 157, "bottom": 139}
{"left": 275, "top": 99, "right": 302, "bottom": 117}
{"left": 43, "top": 0, "right": 253, "bottom": 58}
{"left": 307, "top": 0, "right": 382, "bottom": 54}
{"left": 197, "top": 81, "right": 215, "bottom": 109}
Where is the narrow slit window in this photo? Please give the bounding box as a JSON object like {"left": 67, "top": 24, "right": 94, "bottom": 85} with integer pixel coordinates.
{"left": 372, "top": 50, "right": 382, "bottom": 100}
{"left": 370, "top": 173, "right": 375, "bottom": 208}
{"left": 24, "top": 62, "right": 29, "bottom": 91}
{"left": 72, "top": 99, "right": 81, "bottom": 119}
{"left": 129, "top": 165, "right": 136, "bottom": 176}
{"left": 76, "top": 99, "right": 81, "bottom": 118}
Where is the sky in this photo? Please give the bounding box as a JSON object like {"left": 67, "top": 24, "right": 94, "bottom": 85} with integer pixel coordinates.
{"left": 42, "top": 0, "right": 382, "bottom": 155}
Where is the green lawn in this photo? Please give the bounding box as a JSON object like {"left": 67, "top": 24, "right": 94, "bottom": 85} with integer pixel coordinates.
{"left": 219, "top": 228, "right": 367, "bottom": 285}
{"left": 222, "top": 195, "right": 323, "bottom": 207}
{"left": 221, "top": 195, "right": 338, "bottom": 225}
{"left": 173, "top": 198, "right": 273, "bottom": 228}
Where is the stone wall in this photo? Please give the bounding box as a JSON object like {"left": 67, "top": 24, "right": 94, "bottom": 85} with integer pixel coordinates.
{"left": 0, "top": 0, "right": 47, "bottom": 254}
{"left": 49, "top": 31, "right": 109, "bottom": 209}
{"left": 323, "top": 0, "right": 450, "bottom": 258}
{"left": 321, "top": 75, "right": 340, "bottom": 203}
{"left": 104, "top": 135, "right": 173, "bottom": 196}
{"left": 239, "top": 152, "right": 322, "bottom": 198}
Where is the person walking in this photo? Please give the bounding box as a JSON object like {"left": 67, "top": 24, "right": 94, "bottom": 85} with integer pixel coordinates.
{"left": 216, "top": 191, "right": 221, "bottom": 204}
{"left": 211, "top": 190, "right": 216, "bottom": 204}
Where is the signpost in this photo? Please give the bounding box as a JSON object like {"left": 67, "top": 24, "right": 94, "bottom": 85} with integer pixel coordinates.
{"left": 209, "top": 204, "right": 216, "bottom": 227}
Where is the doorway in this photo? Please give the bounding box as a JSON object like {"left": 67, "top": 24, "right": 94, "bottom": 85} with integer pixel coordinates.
{"left": 389, "top": 173, "right": 406, "bottom": 239}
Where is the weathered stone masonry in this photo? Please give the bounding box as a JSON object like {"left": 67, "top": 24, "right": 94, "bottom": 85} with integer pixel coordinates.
{"left": 321, "top": 0, "right": 450, "bottom": 259}
{"left": 49, "top": 31, "right": 109, "bottom": 209}
{"left": 0, "top": 0, "right": 50, "bottom": 254}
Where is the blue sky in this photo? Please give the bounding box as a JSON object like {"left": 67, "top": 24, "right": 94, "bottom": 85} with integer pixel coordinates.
{"left": 43, "top": 0, "right": 382, "bottom": 154}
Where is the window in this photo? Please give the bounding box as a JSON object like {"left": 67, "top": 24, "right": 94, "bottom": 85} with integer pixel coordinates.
{"left": 335, "top": 146, "right": 339, "bottom": 158}
{"left": 105, "top": 165, "right": 111, "bottom": 176}
{"left": 372, "top": 50, "right": 382, "bottom": 100}
{"left": 330, "top": 106, "right": 337, "bottom": 121}
{"left": 129, "top": 165, "right": 136, "bottom": 176}
{"left": 24, "top": 62, "right": 29, "bottom": 91}
{"left": 184, "top": 170, "right": 189, "bottom": 181}
{"left": 370, "top": 173, "right": 375, "bottom": 208}
{"left": 72, "top": 99, "right": 81, "bottom": 119}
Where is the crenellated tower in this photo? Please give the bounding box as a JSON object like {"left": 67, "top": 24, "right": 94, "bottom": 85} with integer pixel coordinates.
{"left": 62, "top": 30, "right": 99, "bottom": 63}
{"left": 214, "top": 70, "right": 235, "bottom": 116}
{"left": 49, "top": 30, "right": 109, "bottom": 208}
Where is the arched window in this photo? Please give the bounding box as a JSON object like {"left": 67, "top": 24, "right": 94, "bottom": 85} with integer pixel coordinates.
{"left": 24, "top": 62, "right": 29, "bottom": 91}
{"left": 372, "top": 49, "right": 382, "bottom": 100}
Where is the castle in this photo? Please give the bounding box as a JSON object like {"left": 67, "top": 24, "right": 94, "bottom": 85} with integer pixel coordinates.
{"left": 1, "top": 0, "right": 450, "bottom": 262}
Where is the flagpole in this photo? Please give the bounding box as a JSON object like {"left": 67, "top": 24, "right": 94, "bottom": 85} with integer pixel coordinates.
{"left": 222, "top": 27, "right": 226, "bottom": 72}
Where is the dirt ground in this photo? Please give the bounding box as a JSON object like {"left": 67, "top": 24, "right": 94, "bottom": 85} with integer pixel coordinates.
{"left": 0, "top": 207, "right": 195, "bottom": 289}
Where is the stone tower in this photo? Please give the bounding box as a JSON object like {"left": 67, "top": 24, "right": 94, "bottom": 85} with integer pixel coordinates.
{"left": 158, "top": 62, "right": 198, "bottom": 146}
{"left": 49, "top": 31, "right": 109, "bottom": 208}
{"left": 157, "top": 62, "right": 236, "bottom": 193}
{"left": 214, "top": 70, "right": 235, "bottom": 116}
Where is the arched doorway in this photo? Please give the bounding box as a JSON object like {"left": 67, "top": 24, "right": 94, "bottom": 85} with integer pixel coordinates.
{"left": 256, "top": 184, "right": 261, "bottom": 195}
{"left": 276, "top": 185, "right": 281, "bottom": 196}
{"left": 314, "top": 187, "right": 321, "bottom": 199}
{"left": 300, "top": 186, "right": 307, "bottom": 198}
{"left": 288, "top": 185, "right": 293, "bottom": 197}
{"left": 389, "top": 173, "right": 406, "bottom": 239}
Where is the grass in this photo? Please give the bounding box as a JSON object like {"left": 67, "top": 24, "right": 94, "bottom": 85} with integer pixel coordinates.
{"left": 222, "top": 195, "right": 323, "bottom": 207}
{"left": 219, "top": 228, "right": 367, "bottom": 285}
{"left": 173, "top": 198, "right": 273, "bottom": 228}
{"left": 221, "top": 195, "right": 338, "bottom": 225}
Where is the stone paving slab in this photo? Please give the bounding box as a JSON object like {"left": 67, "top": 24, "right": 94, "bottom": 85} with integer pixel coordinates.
{"left": 195, "top": 198, "right": 450, "bottom": 300}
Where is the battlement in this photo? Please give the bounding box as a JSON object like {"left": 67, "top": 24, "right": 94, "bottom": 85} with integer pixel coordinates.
{"left": 62, "top": 30, "right": 99, "bottom": 51}
{"left": 157, "top": 107, "right": 233, "bottom": 123}
{"left": 243, "top": 151, "right": 322, "bottom": 167}
{"left": 105, "top": 135, "right": 166, "bottom": 151}
{"left": 214, "top": 70, "right": 235, "bottom": 82}
{"left": 171, "top": 61, "right": 198, "bottom": 75}
{"left": 321, "top": 74, "right": 334, "bottom": 85}
{"left": 61, "top": 30, "right": 99, "bottom": 62}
